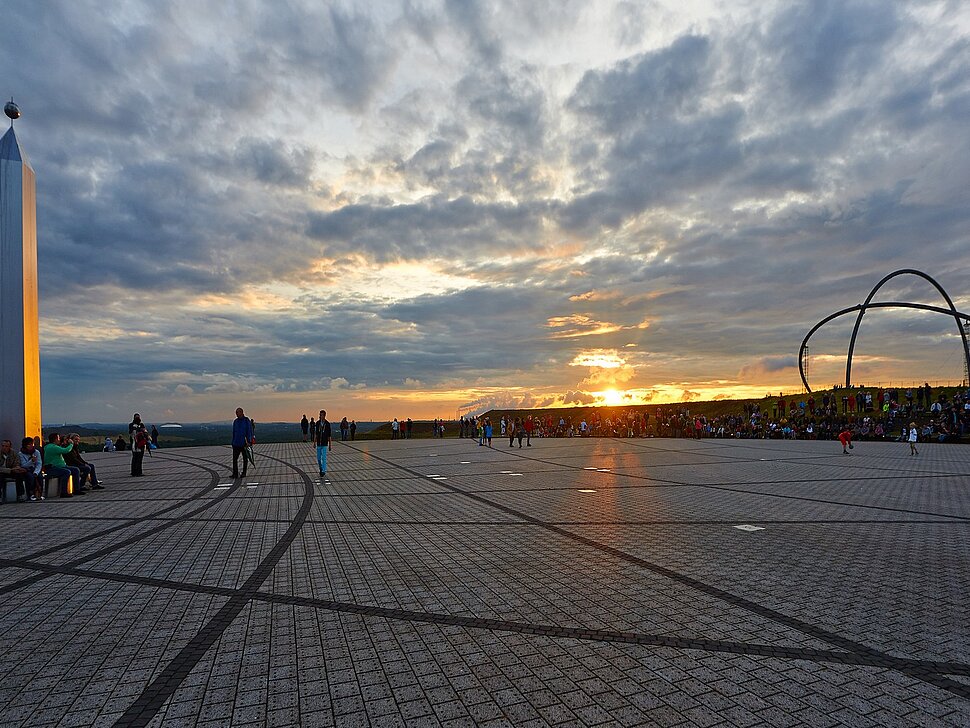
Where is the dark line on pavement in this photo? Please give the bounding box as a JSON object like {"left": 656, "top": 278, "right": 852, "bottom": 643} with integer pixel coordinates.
{"left": 345, "top": 441, "right": 970, "bottom": 700}
{"left": 111, "top": 452, "right": 315, "bottom": 727}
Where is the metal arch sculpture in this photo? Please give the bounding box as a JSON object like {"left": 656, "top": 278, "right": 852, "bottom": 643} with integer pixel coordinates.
{"left": 798, "top": 269, "right": 970, "bottom": 393}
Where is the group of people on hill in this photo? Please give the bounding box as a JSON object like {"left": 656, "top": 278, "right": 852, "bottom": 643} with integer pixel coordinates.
{"left": 458, "top": 385, "right": 966, "bottom": 450}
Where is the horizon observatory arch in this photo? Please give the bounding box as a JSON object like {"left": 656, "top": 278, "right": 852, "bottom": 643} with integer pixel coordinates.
{"left": 798, "top": 269, "right": 970, "bottom": 393}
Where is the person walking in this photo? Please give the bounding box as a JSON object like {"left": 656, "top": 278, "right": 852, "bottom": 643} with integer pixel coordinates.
{"left": 908, "top": 421, "right": 919, "bottom": 456}
{"left": 231, "top": 407, "right": 254, "bottom": 479}
{"left": 316, "top": 409, "right": 332, "bottom": 477}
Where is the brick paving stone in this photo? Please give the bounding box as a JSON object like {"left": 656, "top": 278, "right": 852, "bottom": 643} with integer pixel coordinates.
{"left": 0, "top": 439, "right": 967, "bottom": 726}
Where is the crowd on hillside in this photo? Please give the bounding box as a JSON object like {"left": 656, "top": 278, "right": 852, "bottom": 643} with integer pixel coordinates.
{"left": 459, "top": 384, "right": 969, "bottom": 444}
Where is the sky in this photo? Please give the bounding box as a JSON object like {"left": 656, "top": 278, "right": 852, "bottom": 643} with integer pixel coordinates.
{"left": 2, "top": 0, "right": 969, "bottom": 424}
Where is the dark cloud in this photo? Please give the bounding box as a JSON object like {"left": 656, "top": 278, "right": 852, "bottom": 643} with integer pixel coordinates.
{"left": 0, "top": 1, "right": 966, "bottom": 422}
{"left": 306, "top": 196, "right": 550, "bottom": 261}
{"left": 569, "top": 35, "right": 713, "bottom": 132}
{"left": 767, "top": 0, "right": 899, "bottom": 108}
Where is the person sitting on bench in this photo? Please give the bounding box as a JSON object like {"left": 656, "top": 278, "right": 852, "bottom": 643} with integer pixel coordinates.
{"left": 0, "top": 439, "right": 31, "bottom": 502}
{"left": 65, "top": 433, "right": 105, "bottom": 490}
{"left": 19, "top": 437, "right": 43, "bottom": 501}
{"left": 43, "top": 433, "right": 83, "bottom": 498}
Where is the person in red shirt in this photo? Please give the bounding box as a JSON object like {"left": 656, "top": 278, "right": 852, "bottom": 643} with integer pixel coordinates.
{"left": 838, "top": 428, "right": 853, "bottom": 454}
{"left": 523, "top": 416, "right": 533, "bottom": 446}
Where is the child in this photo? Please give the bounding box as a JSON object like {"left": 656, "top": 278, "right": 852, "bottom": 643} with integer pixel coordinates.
{"left": 908, "top": 422, "right": 919, "bottom": 456}
{"left": 838, "top": 427, "right": 853, "bottom": 454}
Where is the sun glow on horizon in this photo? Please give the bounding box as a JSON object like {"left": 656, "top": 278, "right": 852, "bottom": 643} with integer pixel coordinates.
{"left": 602, "top": 388, "right": 624, "bottom": 405}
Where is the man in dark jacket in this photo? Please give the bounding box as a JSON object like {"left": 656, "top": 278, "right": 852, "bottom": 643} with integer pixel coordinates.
{"left": 231, "top": 407, "right": 254, "bottom": 479}
{"left": 65, "top": 433, "right": 105, "bottom": 490}
{"left": 315, "top": 409, "right": 332, "bottom": 476}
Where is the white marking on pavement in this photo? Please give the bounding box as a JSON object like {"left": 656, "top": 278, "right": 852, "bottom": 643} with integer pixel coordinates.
{"left": 734, "top": 524, "right": 765, "bottom": 532}
{"left": 578, "top": 489, "right": 597, "bottom": 493}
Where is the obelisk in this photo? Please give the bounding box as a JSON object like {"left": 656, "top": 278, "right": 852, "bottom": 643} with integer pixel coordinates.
{"left": 0, "top": 100, "right": 42, "bottom": 441}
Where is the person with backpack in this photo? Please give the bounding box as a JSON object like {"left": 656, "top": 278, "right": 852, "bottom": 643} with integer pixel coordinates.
{"left": 131, "top": 424, "right": 149, "bottom": 476}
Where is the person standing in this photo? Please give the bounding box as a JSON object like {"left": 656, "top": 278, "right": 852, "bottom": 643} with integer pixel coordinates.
{"left": 131, "top": 425, "right": 149, "bottom": 476}
{"left": 908, "top": 422, "right": 919, "bottom": 456}
{"left": 524, "top": 415, "right": 533, "bottom": 446}
{"left": 231, "top": 407, "right": 254, "bottom": 479}
{"left": 301, "top": 414, "right": 309, "bottom": 442}
{"left": 316, "top": 409, "right": 332, "bottom": 476}
{"left": 150, "top": 424, "right": 159, "bottom": 447}
{"left": 340, "top": 417, "right": 349, "bottom": 441}
{"left": 128, "top": 413, "right": 143, "bottom": 441}
{"left": 309, "top": 417, "right": 317, "bottom": 443}
{"left": 350, "top": 420, "right": 357, "bottom": 441}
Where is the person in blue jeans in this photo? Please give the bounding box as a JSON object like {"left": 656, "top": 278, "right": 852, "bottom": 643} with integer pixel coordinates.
{"left": 315, "top": 409, "right": 332, "bottom": 476}
{"left": 43, "top": 433, "right": 83, "bottom": 497}
{"left": 231, "top": 407, "right": 254, "bottom": 479}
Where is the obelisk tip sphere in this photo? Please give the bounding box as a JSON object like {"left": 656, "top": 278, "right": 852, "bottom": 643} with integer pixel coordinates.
{"left": 4, "top": 101, "right": 21, "bottom": 120}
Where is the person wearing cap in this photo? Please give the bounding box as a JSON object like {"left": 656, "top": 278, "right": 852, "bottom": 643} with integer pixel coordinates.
{"left": 908, "top": 422, "right": 919, "bottom": 456}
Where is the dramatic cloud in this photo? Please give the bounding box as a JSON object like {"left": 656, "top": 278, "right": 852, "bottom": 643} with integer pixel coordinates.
{"left": 1, "top": 0, "right": 967, "bottom": 423}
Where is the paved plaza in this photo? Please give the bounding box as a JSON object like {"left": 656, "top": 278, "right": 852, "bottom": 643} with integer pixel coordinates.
{"left": 0, "top": 436, "right": 968, "bottom": 727}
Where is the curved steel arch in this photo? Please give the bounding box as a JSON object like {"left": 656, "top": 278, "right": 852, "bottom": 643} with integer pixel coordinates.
{"left": 798, "top": 297, "right": 970, "bottom": 393}
{"left": 844, "top": 269, "right": 970, "bottom": 390}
